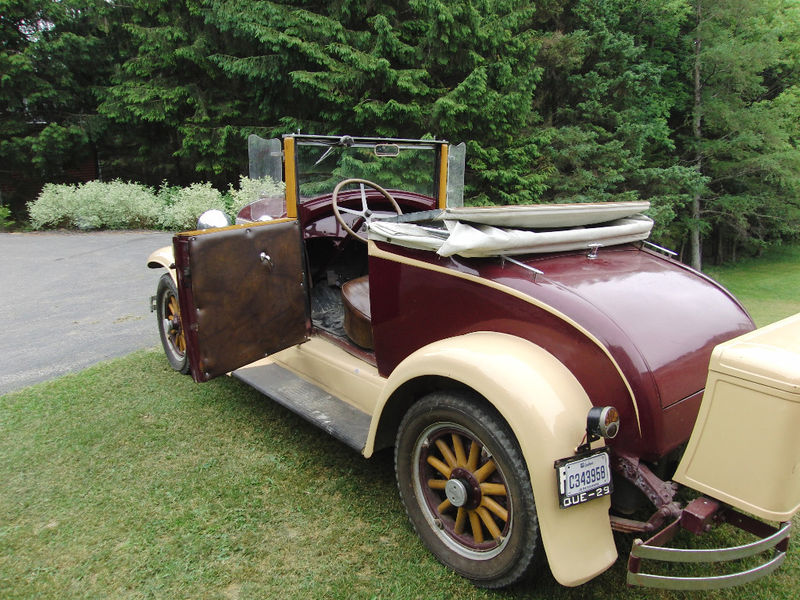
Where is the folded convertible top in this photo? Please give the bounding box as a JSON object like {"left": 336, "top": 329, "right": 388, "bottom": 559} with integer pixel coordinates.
{"left": 368, "top": 202, "right": 653, "bottom": 257}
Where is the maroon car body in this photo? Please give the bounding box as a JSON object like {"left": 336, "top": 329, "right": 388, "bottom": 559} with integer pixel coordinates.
{"left": 148, "top": 134, "right": 796, "bottom": 591}
{"left": 367, "top": 242, "right": 753, "bottom": 460}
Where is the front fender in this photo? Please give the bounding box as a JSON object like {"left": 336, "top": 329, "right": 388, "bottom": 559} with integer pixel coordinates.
{"left": 146, "top": 245, "right": 176, "bottom": 283}
{"left": 369, "top": 331, "right": 617, "bottom": 587}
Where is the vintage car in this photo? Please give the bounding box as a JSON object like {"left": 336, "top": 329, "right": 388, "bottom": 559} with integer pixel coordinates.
{"left": 147, "top": 134, "right": 800, "bottom": 590}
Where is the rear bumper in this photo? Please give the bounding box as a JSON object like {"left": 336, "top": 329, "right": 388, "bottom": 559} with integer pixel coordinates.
{"left": 627, "top": 497, "right": 791, "bottom": 590}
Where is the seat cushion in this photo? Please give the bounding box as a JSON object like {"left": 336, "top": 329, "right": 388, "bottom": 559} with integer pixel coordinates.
{"left": 341, "top": 275, "right": 373, "bottom": 349}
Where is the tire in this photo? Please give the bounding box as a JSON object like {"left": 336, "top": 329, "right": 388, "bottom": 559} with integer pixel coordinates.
{"left": 395, "top": 391, "right": 541, "bottom": 588}
{"left": 156, "top": 273, "right": 189, "bottom": 374}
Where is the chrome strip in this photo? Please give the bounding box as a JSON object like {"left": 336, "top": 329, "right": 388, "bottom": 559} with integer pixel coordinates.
{"left": 500, "top": 255, "right": 544, "bottom": 279}
{"left": 641, "top": 240, "right": 678, "bottom": 257}
{"left": 632, "top": 521, "right": 791, "bottom": 562}
{"left": 627, "top": 551, "right": 785, "bottom": 590}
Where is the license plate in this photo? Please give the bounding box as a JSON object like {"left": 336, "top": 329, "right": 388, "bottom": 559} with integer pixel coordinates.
{"left": 554, "top": 448, "right": 613, "bottom": 509}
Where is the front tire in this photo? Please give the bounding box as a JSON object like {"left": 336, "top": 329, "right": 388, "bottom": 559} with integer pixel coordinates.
{"left": 156, "top": 273, "right": 189, "bottom": 374}
{"left": 395, "top": 391, "right": 541, "bottom": 588}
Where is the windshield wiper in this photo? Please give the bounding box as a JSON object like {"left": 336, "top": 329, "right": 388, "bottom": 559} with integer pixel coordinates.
{"left": 314, "top": 135, "right": 355, "bottom": 166}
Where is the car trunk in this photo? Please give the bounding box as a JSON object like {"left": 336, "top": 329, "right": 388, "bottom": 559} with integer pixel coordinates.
{"left": 526, "top": 246, "right": 755, "bottom": 409}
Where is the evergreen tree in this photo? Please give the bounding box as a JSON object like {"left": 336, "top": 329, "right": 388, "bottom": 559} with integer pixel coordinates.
{"left": 533, "top": 0, "right": 704, "bottom": 245}
{"left": 206, "top": 0, "right": 549, "bottom": 204}
{"left": 3, "top": 0, "right": 799, "bottom": 261}
{"left": 0, "top": 0, "right": 117, "bottom": 214}
{"left": 684, "top": 0, "right": 800, "bottom": 267}
{"left": 98, "top": 0, "right": 248, "bottom": 187}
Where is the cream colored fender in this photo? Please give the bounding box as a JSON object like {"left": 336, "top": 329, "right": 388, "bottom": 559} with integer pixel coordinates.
{"left": 367, "top": 331, "right": 617, "bottom": 587}
{"left": 146, "top": 245, "right": 177, "bottom": 283}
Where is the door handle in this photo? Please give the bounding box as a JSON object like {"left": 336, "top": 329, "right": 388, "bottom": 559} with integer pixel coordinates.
{"left": 259, "top": 252, "right": 274, "bottom": 269}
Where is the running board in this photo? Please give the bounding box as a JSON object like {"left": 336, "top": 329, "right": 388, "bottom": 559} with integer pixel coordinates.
{"left": 232, "top": 362, "right": 371, "bottom": 453}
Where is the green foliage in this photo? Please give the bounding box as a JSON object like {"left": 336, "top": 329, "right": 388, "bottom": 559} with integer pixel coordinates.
{"left": 26, "top": 177, "right": 284, "bottom": 231}
{"left": 227, "top": 175, "right": 285, "bottom": 214}
{"left": 536, "top": 1, "right": 693, "bottom": 216}
{"left": 683, "top": 0, "right": 800, "bottom": 263}
{"left": 0, "top": 205, "right": 14, "bottom": 229}
{"left": 4, "top": 0, "right": 800, "bottom": 260}
{"left": 98, "top": 0, "right": 254, "bottom": 186}
{"left": 0, "top": 1, "right": 118, "bottom": 190}
{"left": 206, "top": 0, "right": 548, "bottom": 204}
{"left": 28, "top": 181, "right": 162, "bottom": 230}
{"left": 156, "top": 182, "right": 225, "bottom": 230}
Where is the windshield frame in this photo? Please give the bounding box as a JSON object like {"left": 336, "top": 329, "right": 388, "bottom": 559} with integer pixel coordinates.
{"left": 283, "top": 134, "right": 450, "bottom": 219}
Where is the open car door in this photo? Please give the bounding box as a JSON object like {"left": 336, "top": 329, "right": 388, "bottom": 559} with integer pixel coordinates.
{"left": 173, "top": 219, "right": 309, "bottom": 382}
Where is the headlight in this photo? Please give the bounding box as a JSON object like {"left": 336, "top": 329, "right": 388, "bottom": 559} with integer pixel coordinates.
{"left": 196, "top": 209, "right": 231, "bottom": 230}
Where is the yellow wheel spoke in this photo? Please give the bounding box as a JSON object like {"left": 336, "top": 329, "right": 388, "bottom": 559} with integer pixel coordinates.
{"left": 467, "top": 441, "right": 479, "bottom": 471}
{"left": 452, "top": 433, "right": 467, "bottom": 467}
{"left": 474, "top": 459, "right": 496, "bottom": 483}
{"left": 427, "top": 456, "right": 452, "bottom": 478}
{"left": 468, "top": 510, "right": 484, "bottom": 544}
{"left": 435, "top": 439, "right": 457, "bottom": 468}
{"left": 454, "top": 507, "right": 467, "bottom": 534}
{"left": 480, "top": 482, "right": 507, "bottom": 496}
{"left": 481, "top": 496, "right": 509, "bottom": 522}
{"left": 427, "top": 478, "right": 447, "bottom": 490}
{"left": 477, "top": 506, "right": 502, "bottom": 540}
{"left": 437, "top": 498, "right": 452, "bottom": 514}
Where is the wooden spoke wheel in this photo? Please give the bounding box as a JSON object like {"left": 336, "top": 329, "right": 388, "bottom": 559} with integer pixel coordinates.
{"left": 395, "top": 392, "right": 541, "bottom": 588}
{"left": 416, "top": 422, "right": 511, "bottom": 553}
{"left": 156, "top": 273, "right": 189, "bottom": 374}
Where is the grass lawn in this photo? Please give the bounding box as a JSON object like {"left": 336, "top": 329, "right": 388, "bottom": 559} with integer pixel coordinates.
{"left": 704, "top": 243, "right": 800, "bottom": 327}
{"left": 2, "top": 246, "right": 799, "bottom": 599}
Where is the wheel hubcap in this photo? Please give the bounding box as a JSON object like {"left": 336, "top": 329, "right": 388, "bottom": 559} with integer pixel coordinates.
{"left": 445, "top": 478, "right": 469, "bottom": 508}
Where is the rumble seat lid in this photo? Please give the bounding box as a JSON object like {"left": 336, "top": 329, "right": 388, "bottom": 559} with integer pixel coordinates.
{"left": 708, "top": 312, "right": 800, "bottom": 394}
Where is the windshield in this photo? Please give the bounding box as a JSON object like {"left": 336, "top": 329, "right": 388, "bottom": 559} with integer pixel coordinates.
{"left": 293, "top": 135, "right": 442, "bottom": 202}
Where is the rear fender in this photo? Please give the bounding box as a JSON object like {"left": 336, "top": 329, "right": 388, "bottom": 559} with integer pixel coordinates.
{"left": 369, "top": 331, "right": 617, "bottom": 586}
{"left": 147, "top": 245, "right": 177, "bottom": 283}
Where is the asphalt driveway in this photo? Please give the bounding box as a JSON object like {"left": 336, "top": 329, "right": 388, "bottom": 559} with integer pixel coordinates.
{"left": 0, "top": 230, "right": 174, "bottom": 395}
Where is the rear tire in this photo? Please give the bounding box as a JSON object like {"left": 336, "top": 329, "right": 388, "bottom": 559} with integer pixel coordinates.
{"left": 156, "top": 273, "right": 189, "bottom": 374}
{"left": 395, "top": 391, "right": 541, "bottom": 588}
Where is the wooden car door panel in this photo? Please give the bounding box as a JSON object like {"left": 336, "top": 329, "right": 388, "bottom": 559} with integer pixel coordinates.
{"left": 174, "top": 219, "right": 309, "bottom": 382}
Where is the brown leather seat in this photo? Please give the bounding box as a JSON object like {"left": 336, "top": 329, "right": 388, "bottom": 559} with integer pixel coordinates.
{"left": 341, "top": 275, "right": 373, "bottom": 349}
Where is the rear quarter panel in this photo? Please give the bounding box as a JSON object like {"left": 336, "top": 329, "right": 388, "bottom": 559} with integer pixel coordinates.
{"left": 368, "top": 242, "right": 753, "bottom": 460}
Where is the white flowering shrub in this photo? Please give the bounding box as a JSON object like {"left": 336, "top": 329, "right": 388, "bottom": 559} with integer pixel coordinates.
{"left": 26, "top": 177, "right": 285, "bottom": 231}
{"left": 28, "top": 184, "right": 78, "bottom": 229}
{"left": 28, "top": 180, "right": 161, "bottom": 230}
{"left": 158, "top": 182, "right": 226, "bottom": 231}
{"left": 227, "top": 176, "right": 285, "bottom": 214}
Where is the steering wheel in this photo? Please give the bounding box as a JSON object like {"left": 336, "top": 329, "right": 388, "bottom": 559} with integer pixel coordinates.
{"left": 331, "top": 178, "right": 403, "bottom": 242}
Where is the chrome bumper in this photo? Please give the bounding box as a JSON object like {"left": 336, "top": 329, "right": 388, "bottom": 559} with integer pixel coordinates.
{"left": 627, "top": 497, "right": 791, "bottom": 590}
